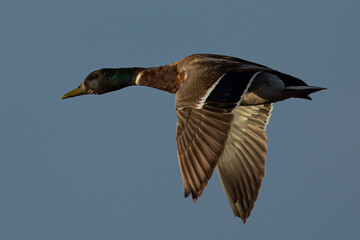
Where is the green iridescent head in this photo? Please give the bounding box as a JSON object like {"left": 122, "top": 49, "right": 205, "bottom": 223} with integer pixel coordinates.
{"left": 62, "top": 67, "right": 143, "bottom": 99}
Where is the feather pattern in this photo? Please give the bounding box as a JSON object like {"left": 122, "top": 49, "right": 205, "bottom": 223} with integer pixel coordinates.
{"left": 176, "top": 108, "right": 233, "bottom": 199}
{"left": 216, "top": 104, "right": 273, "bottom": 222}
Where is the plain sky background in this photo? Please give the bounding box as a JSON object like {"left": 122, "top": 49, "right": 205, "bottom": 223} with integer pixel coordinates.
{"left": 1, "top": 0, "right": 359, "bottom": 239}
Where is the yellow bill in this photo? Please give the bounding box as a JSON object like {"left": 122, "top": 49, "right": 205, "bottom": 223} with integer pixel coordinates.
{"left": 62, "top": 82, "right": 87, "bottom": 99}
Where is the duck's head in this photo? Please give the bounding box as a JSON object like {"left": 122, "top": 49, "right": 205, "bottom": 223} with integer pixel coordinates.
{"left": 62, "top": 67, "right": 143, "bottom": 99}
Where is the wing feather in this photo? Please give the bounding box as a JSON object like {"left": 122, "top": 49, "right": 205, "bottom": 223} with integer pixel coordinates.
{"left": 176, "top": 108, "right": 233, "bottom": 200}
{"left": 216, "top": 104, "right": 273, "bottom": 222}
{"left": 174, "top": 55, "right": 274, "bottom": 220}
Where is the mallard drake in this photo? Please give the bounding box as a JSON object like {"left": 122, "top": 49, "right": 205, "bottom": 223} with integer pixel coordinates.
{"left": 62, "top": 54, "right": 325, "bottom": 222}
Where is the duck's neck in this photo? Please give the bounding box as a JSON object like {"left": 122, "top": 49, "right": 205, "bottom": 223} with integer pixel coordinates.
{"left": 135, "top": 65, "right": 183, "bottom": 94}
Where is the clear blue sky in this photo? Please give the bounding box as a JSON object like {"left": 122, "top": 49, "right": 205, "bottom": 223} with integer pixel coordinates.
{"left": 1, "top": 0, "right": 359, "bottom": 239}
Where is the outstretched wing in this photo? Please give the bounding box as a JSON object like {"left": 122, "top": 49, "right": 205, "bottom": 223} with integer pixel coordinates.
{"left": 216, "top": 104, "right": 273, "bottom": 222}
{"left": 176, "top": 108, "right": 233, "bottom": 199}
{"left": 175, "top": 69, "right": 263, "bottom": 200}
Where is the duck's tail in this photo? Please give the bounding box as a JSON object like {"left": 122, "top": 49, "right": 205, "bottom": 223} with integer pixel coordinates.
{"left": 283, "top": 86, "right": 326, "bottom": 100}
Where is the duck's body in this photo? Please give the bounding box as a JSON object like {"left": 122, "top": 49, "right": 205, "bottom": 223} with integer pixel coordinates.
{"left": 63, "top": 54, "right": 324, "bottom": 222}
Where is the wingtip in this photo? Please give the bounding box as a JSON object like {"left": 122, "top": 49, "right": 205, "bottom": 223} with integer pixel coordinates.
{"left": 191, "top": 190, "right": 199, "bottom": 202}
{"left": 238, "top": 213, "right": 247, "bottom": 223}
{"left": 236, "top": 213, "right": 247, "bottom": 223}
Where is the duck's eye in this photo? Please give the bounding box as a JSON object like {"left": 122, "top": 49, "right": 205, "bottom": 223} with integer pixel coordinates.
{"left": 90, "top": 74, "right": 99, "bottom": 80}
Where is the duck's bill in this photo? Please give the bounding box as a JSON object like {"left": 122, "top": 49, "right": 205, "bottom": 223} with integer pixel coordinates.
{"left": 62, "top": 82, "right": 87, "bottom": 99}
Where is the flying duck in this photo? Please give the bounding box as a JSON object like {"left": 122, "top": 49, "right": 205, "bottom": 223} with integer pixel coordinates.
{"left": 62, "top": 54, "right": 325, "bottom": 222}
